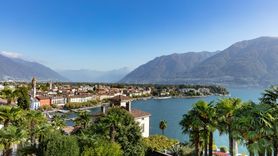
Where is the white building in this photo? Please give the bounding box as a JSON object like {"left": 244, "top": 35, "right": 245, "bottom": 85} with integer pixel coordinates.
{"left": 30, "top": 97, "right": 40, "bottom": 110}
{"left": 109, "top": 95, "right": 151, "bottom": 137}
{"left": 50, "top": 96, "right": 67, "bottom": 106}
{"left": 132, "top": 109, "right": 151, "bottom": 137}
{"left": 67, "top": 95, "right": 94, "bottom": 103}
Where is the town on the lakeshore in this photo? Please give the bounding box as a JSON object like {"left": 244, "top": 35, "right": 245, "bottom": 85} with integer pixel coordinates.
{"left": 0, "top": 77, "right": 227, "bottom": 138}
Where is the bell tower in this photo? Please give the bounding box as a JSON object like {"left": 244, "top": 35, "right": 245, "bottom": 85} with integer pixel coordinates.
{"left": 31, "top": 77, "right": 37, "bottom": 98}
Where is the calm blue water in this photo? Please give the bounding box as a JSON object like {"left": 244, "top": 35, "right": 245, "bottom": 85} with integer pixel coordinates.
{"left": 132, "top": 88, "right": 264, "bottom": 153}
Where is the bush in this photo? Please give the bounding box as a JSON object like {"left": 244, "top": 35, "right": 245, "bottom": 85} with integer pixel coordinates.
{"left": 81, "top": 140, "right": 122, "bottom": 156}
{"left": 219, "top": 146, "right": 228, "bottom": 153}
{"left": 51, "top": 104, "right": 58, "bottom": 108}
{"left": 143, "top": 135, "right": 179, "bottom": 152}
{"left": 64, "top": 100, "right": 99, "bottom": 109}
{"left": 39, "top": 105, "right": 52, "bottom": 111}
{"left": 168, "top": 144, "right": 194, "bottom": 156}
{"left": 38, "top": 131, "right": 80, "bottom": 156}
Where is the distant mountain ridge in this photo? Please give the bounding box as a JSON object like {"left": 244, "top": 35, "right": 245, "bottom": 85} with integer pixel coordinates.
{"left": 0, "top": 53, "right": 66, "bottom": 81}
{"left": 58, "top": 67, "right": 130, "bottom": 83}
{"left": 121, "top": 51, "right": 217, "bottom": 84}
{"left": 120, "top": 37, "right": 278, "bottom": 87}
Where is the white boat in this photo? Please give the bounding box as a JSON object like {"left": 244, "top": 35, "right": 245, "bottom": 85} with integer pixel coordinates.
{"left": 153, "top": 96, "right": 172, "bottom": 99}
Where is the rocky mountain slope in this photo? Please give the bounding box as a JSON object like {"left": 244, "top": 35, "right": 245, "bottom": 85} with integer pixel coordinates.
{"left": 120, "top": 37, "right": 278, "bottom": 87}
{"left": 0, "top": 53, "right": 66, "bottom": 81}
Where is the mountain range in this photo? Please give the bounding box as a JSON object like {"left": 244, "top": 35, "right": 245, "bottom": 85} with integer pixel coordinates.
{"left": 2, "top": 36, "right": 278, "bottom": 86}
{"left": 120, "top": 37, "right": 278, "bottom": 87}
{"left": 0, "top": 53, "right": 66, "bottom": 81}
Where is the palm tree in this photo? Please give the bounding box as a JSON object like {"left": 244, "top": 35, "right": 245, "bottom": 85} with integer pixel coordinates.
{"left": 23, "top": 110, "right": 47, "bottom": 146}
{"left": 215, "top": 98, "right": 242, "bottom": 156}
{"left": 0, "top": 125, "right": 26, "bottom": 156}
{"left": 260, "top": 85, "right": 278, "bottom": 106}
{"left": 194, "top": 100, "right": 216, "bottom": 156}
{"left": 0, "top": 88, "right": 18, "bottom": 105}
{"left": 180, "top": 107, "right": 203, "bottom": 156}
{"left": 159, "top": 120, "right": 167, "bottom": 135}
{"left": 260, "top": 86, "right": 278, "bottom": 156}
{"left": 52, "top": 114, "right": 66, "bottom": 130}
{"left": 0, "top": 106, "right": 23, "bottom": 127}
{"left": 75, "top": 110, "right": 91, "bottom": 129}
{"left": 233, "top": 102, "right": 274, "bottom": 156}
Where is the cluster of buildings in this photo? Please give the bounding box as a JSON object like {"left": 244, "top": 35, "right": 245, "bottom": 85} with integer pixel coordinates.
{"left": 29, "top": 78, "right": 152, "bottom": 110}
{"left": 26, "top": 78, "right": 151, "bottom": 137}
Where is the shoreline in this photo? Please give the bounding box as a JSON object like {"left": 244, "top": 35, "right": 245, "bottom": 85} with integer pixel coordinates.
{"left": 45, "top": 93, "right": 228, "bottom": 113}
{"left": 131, "top": 93, "right": 228, "bottom": 101}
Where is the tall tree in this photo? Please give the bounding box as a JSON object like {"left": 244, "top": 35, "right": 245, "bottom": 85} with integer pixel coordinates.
{"left": 17, "top": 87, "right": 31, "bottom": 110}
{"left": 159, "top": 120, "right": 167, "bottom": 135}
{"left": 215, "top": 98, "right": 242, "bottom": 156}
{"left": 188, "top": 100, "right": 216, "bottom": 156}
{"left": 260, "top": 86, "right": 278, "bottom": 156}
{"left": 180, "top": 106, "right": 203, "bottom": 156}
{"left": 233, "top": 102, "right": 274, "bottom": 156}
{"left": 93, "top": 107, "right": 145, "bottom": 156}
{"left": 23, "top": 110, "right": 47, "bottom": 146}
{"left": 196, "top": 101, "right": 216, "bottom": 156}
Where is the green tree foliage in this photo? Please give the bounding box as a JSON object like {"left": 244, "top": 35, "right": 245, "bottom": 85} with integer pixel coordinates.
{"left": 75, "top": 110, "right": 92, "bottom": 129}
{"left": 81, "top": 138, "right": 123, "bottom": 156}
{"left": 159, "top": 120, "right": 167, "bottom": 135}
{"left": 52, "top": 114, "right": 66, "bottom": 130}
{"left": 22, "top": 110, "right": 48, "bottom": 146}
{"left": 180, "top": 105, "right": 203, "bottom": 156}
{"left": 92, "top": 107, "right": 145, "bottom": 156}
{"left": 260, "top": 85, "right": 278, "bottom": 156}
{"left": 215, "top": 98, "right": 242, "bottom": 156}
{"left": 38, "top": 131, "right": 80, "bottom": 156}
{"left": 180, "top": 100, "right": 216, "bottom": 156}
{"left": 0, "top": 106, "right": 23, "bottom": 127}
{"left": 169, "top": 144, "right": 195, "bottom": 156}
{"left": 17, "top": 87, "right": 31, "bottom": 110}
{"left": 233, "top": 102, "right": 274, "bottom": 156}
{"left": 143, "top": 135, "right": 178, "bottom": 152}
{"left": 65, "top": 100, "right": 99, "bottom": 109}
{"left": 0, "top": 125, "right": 26, "bottom": 156}
{"left": 0, "top": 88, "right": 18, "bottom": 105}
{"left": 260, "top": 85, "right": 278, "bottom": 106}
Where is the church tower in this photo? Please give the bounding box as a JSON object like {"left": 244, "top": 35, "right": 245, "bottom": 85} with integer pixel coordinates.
{"left": 31, "top": 77, "right": 37, "bottom": 98}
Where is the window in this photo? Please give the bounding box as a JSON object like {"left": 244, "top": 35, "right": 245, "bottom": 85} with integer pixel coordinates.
{"left": 141, "top": 124, "right": 145, "bottom": 133}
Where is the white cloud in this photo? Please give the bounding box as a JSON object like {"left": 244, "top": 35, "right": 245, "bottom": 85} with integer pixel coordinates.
{"left": 0, "top": 51, "right": 22, "bottom": 59}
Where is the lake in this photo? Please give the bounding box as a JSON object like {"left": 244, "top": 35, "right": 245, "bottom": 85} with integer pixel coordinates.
{"left": 132, "top": 88, "right": 264, "bottom": 153}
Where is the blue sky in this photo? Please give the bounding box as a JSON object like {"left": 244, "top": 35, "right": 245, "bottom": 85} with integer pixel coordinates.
{"left": 1, "top": 0, "right": 278, "bottom": 71}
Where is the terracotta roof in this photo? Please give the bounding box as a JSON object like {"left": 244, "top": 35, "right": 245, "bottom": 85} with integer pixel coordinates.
{"left": 36, "top": 96, "right": 50, "bottom": 100}
{"left": 131, "top": 109, "right": 151, "bottom": 118}
{"left": 110, "top": 95, "right": 131, "bottom": 101}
